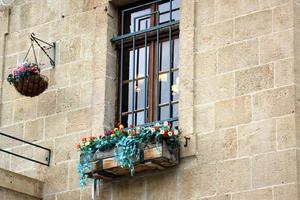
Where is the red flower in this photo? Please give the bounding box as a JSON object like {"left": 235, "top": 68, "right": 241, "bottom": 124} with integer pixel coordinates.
{"left": 76, "top": 144, "right": 81, "bottom": 149}
{"left": 163, "top": 130, "right": 168, "bottom": 137}
{"left": 130, "top": 124, "right": 134, "bottom": 128}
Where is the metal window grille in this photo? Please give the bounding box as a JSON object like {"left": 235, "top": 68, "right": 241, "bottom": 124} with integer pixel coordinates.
{"left": 112, "top": 0, "right": 180, "bottom": 127}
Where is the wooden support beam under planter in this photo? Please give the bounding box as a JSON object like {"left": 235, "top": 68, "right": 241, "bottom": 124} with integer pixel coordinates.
{"left": 82, "top": 141, "right": 179, "bottom": 179}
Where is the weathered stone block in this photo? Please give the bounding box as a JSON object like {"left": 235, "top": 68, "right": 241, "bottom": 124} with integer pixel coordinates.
{"left": 112, "top": 178, "right": 145, "bottom": 200}
{"left": 54, "top": 134, "right": 79, "bottom": 163}
{"left": 195, "top": 50, "right": 217, "bottom": 79}
{"left": 57, "top": 190, "right": 80, "bottom": 200}
{"left": 49, "top": 66, "right": 69, "bottom": 89}
{"left": 195, "top": 0, "right": 214, "bottom": 25}
{"left": 252, "top": 86, "right": 295, "bottom": 120}
{"left": 37, "top": 90, "right": 56, "bottom": 117}
{"left": 238, "top": 119, "right": 276, "bottom": 156}
{"left": 194, "top": 73, "right": 234, "bottom": 105}
{"left": 69, "top": 11, "right": 96, "bottom": 35}
{"left": 235, "top": 64, "right": 274, "bottom": 95}
{"left": 273, "top": 2, "right": 293, "bottom": 31}
{"left": 45, "top": 113, "right": 66, "bottom": 138}
{"left": 44, "top": 163, "right": 68, "bottom": 194}
{"left": 275, "top": 58, "right": 294, "bottom": 87}
{"left": 13, "top": 98, "right": 37, "bottom": 123}
{"left": 11, "top": 145, "right": 34, "bottom": 172}
{"left": 0, "top": 102, "right": 13, "bottom": 126}
{"left": 195, "top": 104, "right": 215, "bottom": 133}
{"left": 215, "top": 96, "right": 252, "bottom": 128}
{"left": 259, "top": 0, "right": 290, "bottom": 9}
{"left": 179, "top": 159, "right": 216, "bottom": 199}
{"left": 68, "top": 160, "right": 80, "bottom": 190}
{"left": 66, "top": 108, "right": 92, "bottom": 133}
{"left": 197, "top": 128, "right": 237, "bottom": 163}
{"left": 148, "top": 171, "right": 178, "bottom": 200}
{"left": 215, "top": 0, "right": 259, "bottom": 21}
{"left": 232, "top": 188, "right": 272, "bottom": 200}
{"left": 59, "top": 37, "right": 81, "bottom": 64}
{"left": 218, "top": 39, "right": 258, "bottom": 73}
{"left": 252, "top": 150, "right": 296, "bottom": 188}
{"left": 56, "top": 86, "right": 80, "bottom": 113}
{"left": 260, "top": 30, "right": 293, "bottom": 63}
{"left": 24, "top": 118, "right": 44, "bottom": 142}
{"left": 235, "top": 10, "right": 272, "bottom": 41}
{"left": 276, "top": 114, "right": 296, "bottom": 149}
{"left": 0, "top": 123, "right": 24, "bottom": 149}
{"left": 274, "top": 184, "right": 297, "bottom": 200}
{"left": 195, "top": 20, "right": 233, "bottom": 52}
{"left": 217, "top": 158, "right": 251, "bottom": 193}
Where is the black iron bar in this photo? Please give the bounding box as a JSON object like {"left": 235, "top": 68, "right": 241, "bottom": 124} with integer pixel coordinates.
{"left": 0, "top": 149, "right": 49, "bottom": 166}
{"left": 168, "top": 0, "right": 173, "bottom": 119}
{"left": 122, "top": 0, "right": 165, "bottom": 13}
{"left": 144, "top": 23, "right": 148, "bottom": 123}
{"left": 120, "top": 39, "right": 124, "bottom": 122}
{"left": 30, "top": 33, "right": 55, "bottom": 66}
{"left": 156, "top": 12, "right": 161, "bottom": 121}
{"left": 0, "top": 132, "right": 51, "bottom": 166}
{"left": 132, "top": 35, "right": 136, "bottom": 125}
{"left": 111, "top": 21, "right": 179, "bottom": 42}
{"left": 31, "top": 33, "right": 54, "bottom": 47}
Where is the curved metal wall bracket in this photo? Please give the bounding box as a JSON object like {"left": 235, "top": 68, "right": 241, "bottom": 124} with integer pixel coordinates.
{"left": 30, "top": 33, "right": 56, "bottom": 67}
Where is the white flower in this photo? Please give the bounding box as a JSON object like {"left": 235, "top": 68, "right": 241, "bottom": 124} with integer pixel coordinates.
{"left": 168, "top": 131, "right": 173, "bottom": 136}
{"left": 85, "top": 141, "right": 90, "bottom": 146}
{"left": 163, "top": 121, "right": 169, "bottom": 126}
{"left": 160, "top": 130, "right": 164, "bottom": 135}
{"left": 174, "top": 130, "right": 179, "bottom": 136}
{"left": 150, "top": 128, "right": 155, "bottom": 133}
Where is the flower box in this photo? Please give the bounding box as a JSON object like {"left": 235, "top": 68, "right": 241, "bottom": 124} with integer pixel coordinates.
{"left": 77, "top": 121, "right": 180, "bottom": 186}
{"left": 83, "top": 140, "right": 179, "bottom": 180}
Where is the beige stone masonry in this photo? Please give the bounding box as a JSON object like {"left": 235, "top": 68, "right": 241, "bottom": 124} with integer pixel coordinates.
{"left": 0, "top": 167, "right": 43, "bottom": 199}
{"left": 0, "top": 0, "right": 299, "bottom": 199}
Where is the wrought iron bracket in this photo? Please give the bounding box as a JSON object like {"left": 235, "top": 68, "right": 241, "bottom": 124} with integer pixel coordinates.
{"left": 30, "top": 33, "right": 56, "bottom": 67}
{"left": 184, "top": 136, "right": 190, "bottom": 147}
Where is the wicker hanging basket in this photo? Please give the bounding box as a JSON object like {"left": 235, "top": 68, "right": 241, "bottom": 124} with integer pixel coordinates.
{"left": 13, "top": 74, "right": 48, "bottom": 97}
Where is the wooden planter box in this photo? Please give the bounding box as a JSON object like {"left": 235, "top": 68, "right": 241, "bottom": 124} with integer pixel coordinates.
{"left": 82, "top": 141, "right": 179, "bottom": 180}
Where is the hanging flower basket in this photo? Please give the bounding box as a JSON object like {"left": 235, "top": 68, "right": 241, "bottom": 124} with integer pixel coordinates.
{"left": 7, "top": 62, "right": 48, "bottom": 97}
{"left": 77, "top": 121, "right": 180, "bottom": 187}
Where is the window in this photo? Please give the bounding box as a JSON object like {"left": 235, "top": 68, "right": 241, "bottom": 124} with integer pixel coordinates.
{"left": 112, "top": 0, "right": 180, "bottom": 127}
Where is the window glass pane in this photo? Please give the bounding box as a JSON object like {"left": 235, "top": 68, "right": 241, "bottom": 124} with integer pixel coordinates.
{"left": 160, "top": 41, "right": 170, "bottom": 72}
{"left": 172, "top": 103, "right": 178, "bottom": 118}
{"left": 124, "top": 47, "right": 149, "bottom": 81}
{"left": 137, "top": 46, "right": 149, "bottom": 78}
{"left": 122, "top": 114, "right": 132, "bottom": 128}
{"left": 122, "top": 82, "right": 133, "bottom": 112}
{"left": 131, "top": 9, "right": 151, "bottom": 32}
{"left": 135, "top": 79, "right": 147, "bottom": 110}
{"left": 159, "top": 72, "right": 170, "bottom": 103}
{"left": 173, "top": 38, "right": 179, "bottom": 68}
{"left": 159, "top": 0, "right": 180, "bottom": 24}
{"left": 172, "top": 70, "right": 179, "bottom": 101}
{"left": 160, "top": 106, "right": 170, "bottom": 120}
{"left": 136, "top": 111, "right": 145, "bottom": 125}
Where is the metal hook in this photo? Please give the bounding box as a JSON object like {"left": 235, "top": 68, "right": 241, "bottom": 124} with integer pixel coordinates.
{"left": 29, "top": 32, "right": 56, "bottom": 67}
{"left": 184, "top": 136, "right": 190, "bottom": 147}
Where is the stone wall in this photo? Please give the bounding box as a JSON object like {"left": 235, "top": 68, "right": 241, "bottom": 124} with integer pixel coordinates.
{"left": 0, "top": 0, "right": 298, "bottom": 199}
{"left": 0, "top": 167, "right": 43, "bottom": 200}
